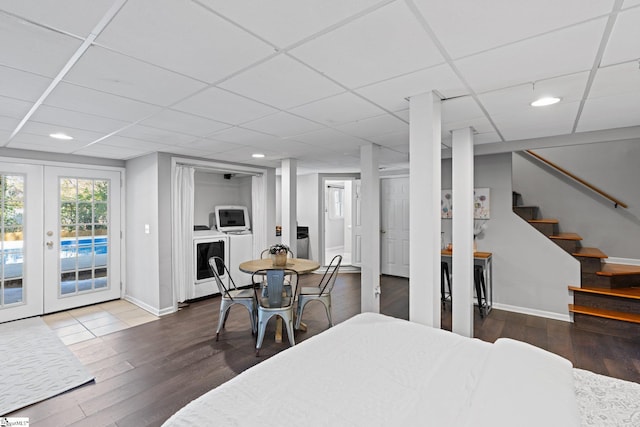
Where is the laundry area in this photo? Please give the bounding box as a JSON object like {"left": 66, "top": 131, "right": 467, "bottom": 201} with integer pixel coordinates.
{"left": 190, "top": 170, "right": 254, "bottom": 300}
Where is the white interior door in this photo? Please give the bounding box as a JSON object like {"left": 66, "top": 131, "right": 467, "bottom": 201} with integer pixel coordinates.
{"left": 0, "top": 163, "right": 43, "bottom": 323}
{"left": 43, "top": 167, "right": 122, "bottom": 313}
{"left": 380, "top": 177, "right": 410, "bottom": 277}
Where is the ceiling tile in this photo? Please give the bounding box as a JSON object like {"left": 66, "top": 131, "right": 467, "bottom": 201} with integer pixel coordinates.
{"left": 589, "top": 62, "right": 640, "bottom": 99}
{"left": 219, "top": 54, "right": 344, "bottom": 109}
{"left": 172, "top": 87, "right": 278, "bottom": 125}
{"left": 176, "top": 138, "right": 239, "bottom": 154}
{"left": 204, "top": 146, "right": 282, "bottom": 167}
{"left": 368, "top": 130, "right": 409, "bottom": 149}
{"left": 623, "top": 0, "right": 640, "bottom": 7}
{"left": 31, "top": 105, "right": 130, "bottom": 134}
{"left": 442, "top": 96, "right": 485, "bottom": 125}
{"left": 198, "top": 0, "right": 381, "bottom": 47}
{"left": 95, "top": 0, "right": 275, "bottom": 83}
{"left": 0, "top": 115, "right": 19, "bottom": 132}
{"left": 0, "top": 13, "right": 82, "bottom": 78}
{"left": 490, "top": 101, "right": 580, "bottom": 141}
{"left": 601, "top": 7, "right": 640, "bottom": 66}
{"left": 72, "top": 142, "right": 152, "bottom": 159}
{"left": 241, "top": 112, "right": 325, "bottom": 137}
{"left": 455, "top": 19, "right": 607, "bottom": 93}
{"left": 442, "top": 116, "right": 496, "bottom": 138}
{"left": 64, "top": 46, "right": 207, "bottom": 107}
{"left": 577, "top": 93, "right": 640, "bottom": 132}
{"left": 0, "top": 0, "right": 117, "bottom": 37}
{"left": 208, "top": 127, "right": 281, "bottom": 145}
{"left": 243, "top": 139, "right": 317, "bottom": 157}
{"left": 335, "top": 113, "right": 408, "bottom": 139}
{"left": 44, "top": 82, "right": 162, "bottom": 122}
{"left": 290, "top": 1, "right": 444, "bottom": 88}
{"left": 290, "top": 92, "right": 386, "bottom": 126}
{"left": 19, "top": 120, "right": 104, "bottom": 144}
{"left": 413, "top": 0, "right": 614, "bottom": 59}
{"left": 139, "top": 109, "right": 230, "bottom": 137}
{"left": 7, "top": 132, "right": 89, "bottom": 152}
{"left": 478, "top": 72, "right": 589, "bottom": 117}
{"left": 117, "top": 124, "right": 198, "bottom": 146}
{"left": 355, "top": 64, "right": 467, "bottom": 112}
{"left": 0, "top": 65, "right": 52, "bottom": 102}
{"left": 291, "top": 128, "right": 369, "bottom": 151}
{"left": 98, "top": 135, "right": 174, "bottom": 152}
{"left": 0, "top": 96, "right": 33, "bottom": 119}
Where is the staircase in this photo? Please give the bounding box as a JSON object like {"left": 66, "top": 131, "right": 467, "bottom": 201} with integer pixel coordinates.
{"left": 513, "top": 193, "right": 640, "bottom": 338}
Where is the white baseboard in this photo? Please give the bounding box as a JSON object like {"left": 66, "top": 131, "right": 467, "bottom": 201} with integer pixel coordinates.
{"left": 605, "top": 257, "right": 640, "bottom": 266}
{"left": 123, "top": 295, "right": 177, "bottom": 317}
{"left": 491, "top": 302, "right": 571, "bottom": 323}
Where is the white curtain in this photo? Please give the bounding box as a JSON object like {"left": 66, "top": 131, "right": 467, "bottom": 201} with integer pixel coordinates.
{"left": 172, "top": 165, "right": 195, "bottom": 303}
{"left": 252, "top": 174, "right": 266, "bottom": 258}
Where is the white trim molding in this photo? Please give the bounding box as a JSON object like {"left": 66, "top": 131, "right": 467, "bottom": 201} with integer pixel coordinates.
{"left": 605, "top": 257, "right": 640, "bottom": 266}
{"left": 124, "top": 295, "right": 175, "bottom": 317}
{"left": 492, "top": 303, "right": 571, "bottom": 323}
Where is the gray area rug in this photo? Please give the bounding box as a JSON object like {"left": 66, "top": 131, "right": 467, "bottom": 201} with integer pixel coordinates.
{"left": 0, "top": 316, "right": 94, "bottom": 415}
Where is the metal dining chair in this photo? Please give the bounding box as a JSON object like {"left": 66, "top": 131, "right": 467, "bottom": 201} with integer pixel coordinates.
{"left": 252, "top": 268, "right": 299, "bottom": 357}
{"left": 295, "top": 254, "right": 342, "bottom": 330}
{"left": 208, "top": 256, "right": 257, "bottom": 341}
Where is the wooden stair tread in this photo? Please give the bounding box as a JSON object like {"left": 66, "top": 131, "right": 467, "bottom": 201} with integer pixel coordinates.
{"left": 549, "top": 232, "right": 582, "bottom": 241}
{"left": 572, "top": 247, "right": 608, "bottom": 259}
{"left": 569, "top": 285, "right": 640, "bottom": 300}
{"left": 528, "top": 218, "right": 559, "bottom": 224}
{"left": 596, "top": 263, "right": 640, "bottom": 277}
{"left": 569, "top": 304, "right": 640, "bottom": 324}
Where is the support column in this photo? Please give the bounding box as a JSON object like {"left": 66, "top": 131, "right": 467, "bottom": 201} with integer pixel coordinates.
{"left": 451, "top": 128, "right": 474, "bottom": 337}
{"left": 281, "top": 159, "right": 297, "bottom": 256}
{"left": 360, "top": 144, "right": 380, "bottom": 313}
{"left": 409, "top": 92, "right": 441, "bottom": 327}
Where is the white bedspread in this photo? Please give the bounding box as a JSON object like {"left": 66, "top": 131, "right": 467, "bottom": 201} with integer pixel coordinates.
{"left": 163, "top": 313, "right": 580, "bottom": 426}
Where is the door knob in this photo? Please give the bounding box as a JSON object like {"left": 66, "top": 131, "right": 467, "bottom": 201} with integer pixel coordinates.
{"left": 380, "top": 230, "right": 386, "bottom": 234}
{"left": 46, "top": 241, "right": 53, "bottom": 248}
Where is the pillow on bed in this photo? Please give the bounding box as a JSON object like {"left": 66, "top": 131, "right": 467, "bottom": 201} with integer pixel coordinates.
{"left": 461, "top": 338, "right": 580, "bottom": 427}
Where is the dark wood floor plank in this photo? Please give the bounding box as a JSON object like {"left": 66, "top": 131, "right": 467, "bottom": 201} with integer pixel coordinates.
{"left": 9, "top": 273, "right": 640, "bottom": 426}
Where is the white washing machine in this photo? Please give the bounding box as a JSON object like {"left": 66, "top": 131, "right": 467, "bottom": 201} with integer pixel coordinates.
{"left": 192, "top": 230, "right": 229, "bottom": 298}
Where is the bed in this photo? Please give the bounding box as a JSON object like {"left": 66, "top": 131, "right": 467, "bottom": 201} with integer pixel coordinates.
{"left": 163, "top": 313, "right": 640, "bottom": 426}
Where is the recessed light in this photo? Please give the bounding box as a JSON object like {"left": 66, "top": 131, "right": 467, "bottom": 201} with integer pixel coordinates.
{"left": 531, "top": 97, "right": 561, "bottom": 107}
{"left": 252, "top": 153, "right": 265, "bottom": 158}
{"left": 49, "top": 132, "right": 74, "bottom": 140}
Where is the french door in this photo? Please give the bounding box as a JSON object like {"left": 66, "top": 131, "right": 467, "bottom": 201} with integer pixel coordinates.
{"left": 0, "top": 162, "right": 122, "bottom": 322}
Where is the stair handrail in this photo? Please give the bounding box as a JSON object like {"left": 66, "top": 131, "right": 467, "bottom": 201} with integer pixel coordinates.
{"left": 525, "top": 150, "right": 628, "bottom": 209}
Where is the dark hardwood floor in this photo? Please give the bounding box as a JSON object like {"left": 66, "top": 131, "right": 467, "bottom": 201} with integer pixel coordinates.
{"left": 10, "top": 273, "right": 640, "bottom": 426}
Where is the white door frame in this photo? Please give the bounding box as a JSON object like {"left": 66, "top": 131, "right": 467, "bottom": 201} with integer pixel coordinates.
{"left": 43, "top": 166, "right": 123, "bottom": 313}
{"left": 0, "top": 156, "right": 125, "bottom": 322}
{"left": 319, "top": 174, "right": 359, "bottom": 266}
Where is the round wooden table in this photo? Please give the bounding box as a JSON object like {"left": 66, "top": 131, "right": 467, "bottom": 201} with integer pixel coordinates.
{"left": 239, "top": 257, "right": 320, "bottom": 342}
{"left": 239, "top": 258, "right": 320, "bottom": 275}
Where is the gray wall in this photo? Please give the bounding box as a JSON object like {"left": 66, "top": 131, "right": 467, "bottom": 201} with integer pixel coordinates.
{"left": 442, "top": 153, "right": 579, "bottom": 319}
{"left": 157, "top": 153, "right": 173, "bottom": 312}
{"left": 193, "top": 171, "right": 252, "bottom": 228}
{"left": 297, "top": 174, "right": 320, "bottom": 261}
{"left": 513, "top": 140, "right": 640, "bottom": 260}
{"left": 125, "top": 153, "right": 161, "bottom": 311}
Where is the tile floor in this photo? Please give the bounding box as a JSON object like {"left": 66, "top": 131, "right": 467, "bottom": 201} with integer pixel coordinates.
{"left": 43, "top": 299, "right": 159, "bottom": 345}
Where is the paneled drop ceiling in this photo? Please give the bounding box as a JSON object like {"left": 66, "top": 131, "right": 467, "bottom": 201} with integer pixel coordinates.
{"left": 0, "top": 0, "right": 639, "bottom": 173}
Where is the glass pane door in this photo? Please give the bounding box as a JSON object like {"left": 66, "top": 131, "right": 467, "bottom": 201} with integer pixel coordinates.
{"left": 0, "top": 163, "right": 43, "bottom": 323}
{"left": 44, "top": 167, "right": 121, "bottom": 313}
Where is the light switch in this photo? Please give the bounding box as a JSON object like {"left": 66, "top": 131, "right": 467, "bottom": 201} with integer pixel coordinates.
{"left": 144, "top": 224, "right": 150, "bottom": 234}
